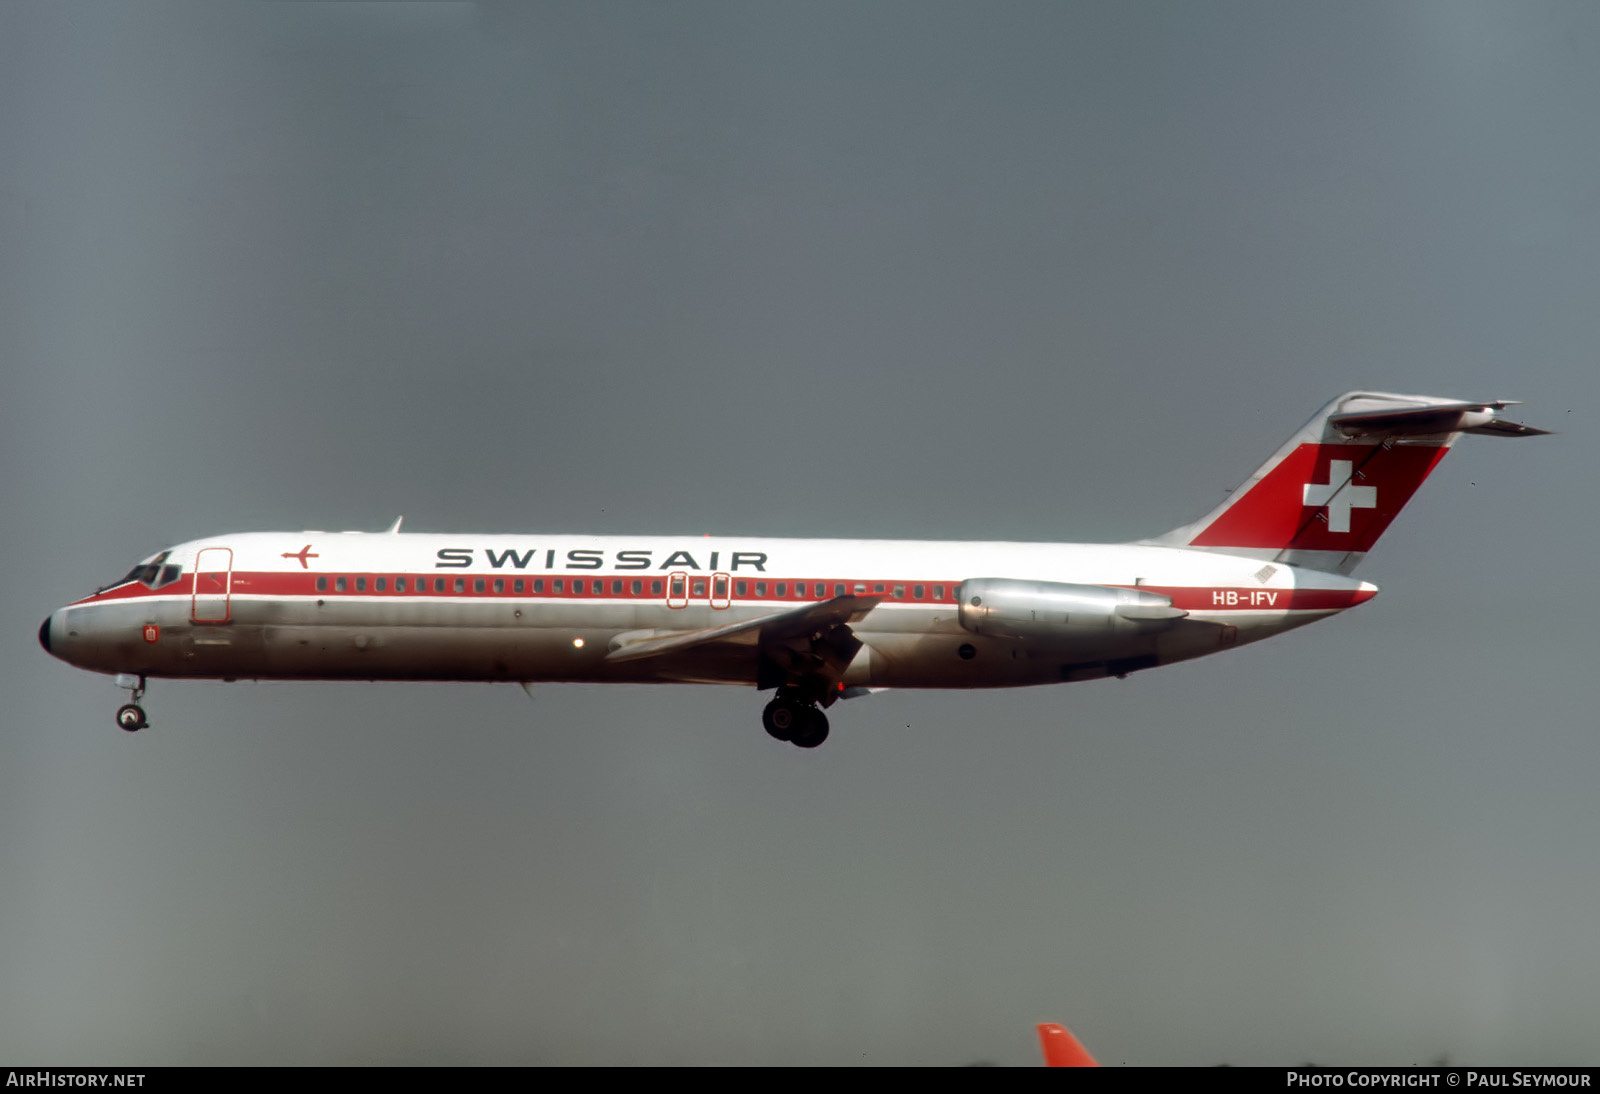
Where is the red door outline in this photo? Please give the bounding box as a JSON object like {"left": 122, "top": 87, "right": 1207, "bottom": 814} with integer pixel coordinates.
{"left": 192, "top": 547, "right": 234, "bottom": 623}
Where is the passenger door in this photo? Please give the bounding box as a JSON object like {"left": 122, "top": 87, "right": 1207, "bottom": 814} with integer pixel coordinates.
{"left": 191, "top": 547, "right": 233, "bottom": 624}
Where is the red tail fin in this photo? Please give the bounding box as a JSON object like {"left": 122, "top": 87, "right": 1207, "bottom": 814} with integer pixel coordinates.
{"left": 1037, "top": 1023, "right": 1099, "bottom": 1067}
{"left": 1188, "top": 441, "right": 1449, "bottom": 553}
{"left": 1150, "top": 392, "right": 1547, "bottom": 574}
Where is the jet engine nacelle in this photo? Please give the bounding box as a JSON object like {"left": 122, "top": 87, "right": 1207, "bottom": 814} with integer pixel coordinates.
{"left": 957, "top": 578, "right": 1187, "bottom": 641}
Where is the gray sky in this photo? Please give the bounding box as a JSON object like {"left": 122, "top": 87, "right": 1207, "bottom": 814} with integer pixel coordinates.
{"left": 4, "top": 1, "right": 1596, "bottom": 1065}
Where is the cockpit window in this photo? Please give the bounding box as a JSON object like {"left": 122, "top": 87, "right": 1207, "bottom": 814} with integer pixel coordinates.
{"left": 109, "top": 551, "right": 182, "bottom": 590}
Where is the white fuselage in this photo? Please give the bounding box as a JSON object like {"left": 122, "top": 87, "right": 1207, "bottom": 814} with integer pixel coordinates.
{"left": 42, "top": 531, "right": 1376, "bottom": 691}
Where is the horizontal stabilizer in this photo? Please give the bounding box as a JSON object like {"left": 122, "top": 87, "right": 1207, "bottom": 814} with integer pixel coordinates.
{"left": 1462, "top": 416, "right": 1553, "bottom": 437}
{"left": 1329, "top": 400, "right": 1551, "bottom": 439}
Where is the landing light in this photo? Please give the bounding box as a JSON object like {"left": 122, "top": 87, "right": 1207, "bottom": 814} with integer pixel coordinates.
{"left": 572, "top": 637, "right": 585, "bottom": 649}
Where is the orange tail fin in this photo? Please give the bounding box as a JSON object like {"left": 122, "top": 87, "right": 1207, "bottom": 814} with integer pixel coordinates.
{"left": 1037, "top": 1023, "right": 1099, "bottom": 1067}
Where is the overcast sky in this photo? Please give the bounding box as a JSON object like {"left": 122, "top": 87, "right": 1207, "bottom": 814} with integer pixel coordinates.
{"left": 4, "top": 1, "right": 1597, "bottom": 1066}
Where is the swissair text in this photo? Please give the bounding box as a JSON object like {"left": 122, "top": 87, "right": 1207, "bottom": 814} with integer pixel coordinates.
{"left": 435, "top": 548, "right": 769, "bottom": 572}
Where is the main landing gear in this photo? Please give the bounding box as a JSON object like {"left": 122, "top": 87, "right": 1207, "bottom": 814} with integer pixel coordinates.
{"left": 114, "top": 674, "right": 149, "bottom": 732}
{"left": 761, "top": 689, "right": 829, "bottom": 749}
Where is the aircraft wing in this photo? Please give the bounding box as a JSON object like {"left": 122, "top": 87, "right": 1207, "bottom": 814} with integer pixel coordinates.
{"left": 604, "top": 594, "right": 884, "bottom": 664}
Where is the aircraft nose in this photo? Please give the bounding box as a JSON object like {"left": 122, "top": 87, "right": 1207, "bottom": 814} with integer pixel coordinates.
{"left": 39, "top": 613, "right": 54, "bottom": 654}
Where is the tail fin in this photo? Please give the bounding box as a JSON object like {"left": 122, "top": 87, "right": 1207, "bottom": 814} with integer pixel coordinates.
{"left": 1148, "top": 392, "right": 1548, "bottom": 574}
{"left": 1037, "top": 1023, "right": 1099, "bottom": 1067}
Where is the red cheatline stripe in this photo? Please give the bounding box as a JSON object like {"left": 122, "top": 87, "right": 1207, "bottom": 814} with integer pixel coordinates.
{"left": 74, "top": 573, "right": 1372, "bottom": 612}
{"left": 80, "top": 573, "right": 961, "bottom": 604}
{"left": 1125, "top": 585, "right": 1375, "bottom": 611}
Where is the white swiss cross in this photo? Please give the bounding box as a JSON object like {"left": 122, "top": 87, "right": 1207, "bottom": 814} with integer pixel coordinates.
{"left": 1302, "top": 459, "right": 1376, "bottom": 533}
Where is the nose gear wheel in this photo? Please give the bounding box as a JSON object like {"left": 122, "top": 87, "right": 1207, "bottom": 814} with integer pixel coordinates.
{"left": 114, "top": 675, "right": 149, "bottom": 732}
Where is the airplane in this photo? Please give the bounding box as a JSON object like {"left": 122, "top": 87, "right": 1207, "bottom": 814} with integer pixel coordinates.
{"left": 38, "top": 391, "right": 1546, "bottom": 747}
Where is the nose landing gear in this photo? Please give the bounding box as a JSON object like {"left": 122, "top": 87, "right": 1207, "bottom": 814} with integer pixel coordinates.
{"left": 761, "top": 690, "right": 830, "bottom": 749}
{"left": 114, "top": 674, "right": 149, "bottom": 732}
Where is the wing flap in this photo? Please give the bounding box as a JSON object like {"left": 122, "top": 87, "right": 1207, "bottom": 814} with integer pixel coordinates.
{"left": 605, "top": 594, "right": 884, "bottom": 664}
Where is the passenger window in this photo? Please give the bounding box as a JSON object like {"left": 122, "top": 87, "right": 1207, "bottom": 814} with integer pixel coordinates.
{"left": 669, "top": 575, "right": 684, "bottom": 598}
{"left": 573, "top": 580, "right": 584, "bottom": 594}
{"left": 454, "top": 578, "right": 465, "bottom": 593}
{"left": 435, "top": 578, "right": 446, "bottom": 592}
{"left": 514, "top": 579, "right": 524, "bottom": 594}
{"left": 755, "top": 582, "right": 766, "bottom": 597}
{"left": 652, "top": 580, "right": 663, "bottom": 596}
{"left": 736, "top": 581, "right": 747, "bottom": 597}
{"left": 894, "top": 585, "right": 904, "bottom": 598}
{"left": 775, "top": 583, "right": 786, "bottom": 596}
{"left": 933, "top": 585, "right": 944, "bottom": 600}
{"left": 814, "top": 583, "right": 825, "bottom": 598}
{"left": 613, "top": 579, "right": 623, "bottom": 594}
{"left": 713, "top": 575, "right": 728, "bottom": 598}
{"left": 494, "top": 578, "right": 504, "bottom": 593}
{"left": 854, "top": 583, "right": 865, "bottom": 594}
{"left": 692, "top": 579, "right": 706, "bottom": 597}
{"left": 554, "top": 579, "right": 564, "bottom": 593}
{"left": 376, "top": 578, "right": 386, "bottom": 592}
{"left": 914, "top": 585, "right": 924, "bottom": 599}
{"left": 396, "top": 577, "right": 406, "bottom": 592}
{"left": 474, "top": 578, "right": 485, "bottom": 593}
{"left": 317, "top": 577, "right": 327, "bottom": 592}
{"left": 875, "top": 583, "right": 885, "bottom": 593}
{"left": 355, "top": 577, "right": 367, "bottom": 592}
{"left": 835, "top": 584, "right": 845, "bottom": 597}
{"left": 534, "top": 579, "right": 545, "bottom": 593}
{"left": 631, "top": 580, "right": 641, "bottom": 595}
